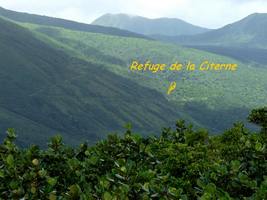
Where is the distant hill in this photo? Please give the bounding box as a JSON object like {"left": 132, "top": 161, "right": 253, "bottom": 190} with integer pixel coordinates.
{"left": 0, "top": 7, "right": 150, "bottom": 40}
{"left": 0, "top": 17, "right": 184, "bottom": 147}
{"left": 155, "top": 13, "right": 267, "bottom": 48}
{"left": 92, "top": 13, "right": 210, "bottom": 36}
{"left": 185, "top": 45, "right": 267, "bottom": 66}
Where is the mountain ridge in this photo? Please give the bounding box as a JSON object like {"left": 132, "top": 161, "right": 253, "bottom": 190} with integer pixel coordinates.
{"left": 0, "top": 6, "right": 151, "bottom": 40}
{"left": 92, "top": 13, "right": 210, "bottom": 36}
{"left": 154, "top": 13, "right": 267, "bottom": 48}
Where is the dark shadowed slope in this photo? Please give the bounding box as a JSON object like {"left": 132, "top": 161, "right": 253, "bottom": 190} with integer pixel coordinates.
{"left": 185, "top": 45, "right": 267, "bottom": 66}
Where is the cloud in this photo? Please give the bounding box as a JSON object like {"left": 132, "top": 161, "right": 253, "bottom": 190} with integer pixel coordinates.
{"left": 0, "top": 0, "right": 267, "bottom": 28}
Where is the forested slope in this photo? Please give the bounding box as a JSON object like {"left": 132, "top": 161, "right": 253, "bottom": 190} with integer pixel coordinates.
{"left": 0, "top": 17, "right": 184, "bottom": 146}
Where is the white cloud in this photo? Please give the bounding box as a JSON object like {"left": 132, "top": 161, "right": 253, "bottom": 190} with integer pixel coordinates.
{"left": 0, "top": 0, "right": 267, "bottom": 28}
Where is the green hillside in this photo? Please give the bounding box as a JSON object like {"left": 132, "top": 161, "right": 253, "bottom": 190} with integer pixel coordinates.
{"left": 0, "top": 17, "right": 188, "bottom": 147}
{"left": 92, "top": 13, "right": 210, "bottom": 36}
{"left": 21, "top": 23, "right": 267, "bottom": 132}
{"left": 155, "top": 13, "right": 267, "bottom": 48}
{"left": 1, "top": 8, "right": 267, "bottom": 146}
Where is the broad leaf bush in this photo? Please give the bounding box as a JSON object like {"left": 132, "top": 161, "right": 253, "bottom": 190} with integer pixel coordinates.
{"left": 1, "top": 108, "right": 267, "bottom": 199}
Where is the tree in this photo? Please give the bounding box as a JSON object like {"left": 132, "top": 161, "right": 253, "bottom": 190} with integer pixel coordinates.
{"left": 248, "top": 107, "right": 267, "bottom": 135}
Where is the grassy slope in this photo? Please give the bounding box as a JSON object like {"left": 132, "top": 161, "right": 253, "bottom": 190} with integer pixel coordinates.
{"left": 19, "top": 24, "right": 267, "bottom": 132}
{"left": 0, "top": 18, "right": 189, "bottom": 147}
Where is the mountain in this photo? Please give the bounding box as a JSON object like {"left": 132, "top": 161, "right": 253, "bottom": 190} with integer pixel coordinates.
{"left": 0, "top": 17, "right": 185, "bottom": 147}
{"left": 156, "top": 13, "right": 267, "bottom": 48}
{"left": 0, "top": 7, "right": 150, "bottom": 40}
{"left": 23, "top": 22, "right": 267, "bottom": 133}
{"left": 92, "top": 13, "right": 210, "bottom": 36}
{"left": 184, "top": 46, "right": 267, "bottom": 66}
{"left": 1, "top": 8, "right": 267, "bottom": 147}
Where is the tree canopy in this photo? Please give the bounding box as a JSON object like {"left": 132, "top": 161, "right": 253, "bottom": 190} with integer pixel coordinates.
{"left": 1, "top": 108, "right": 267, "bottom": 199}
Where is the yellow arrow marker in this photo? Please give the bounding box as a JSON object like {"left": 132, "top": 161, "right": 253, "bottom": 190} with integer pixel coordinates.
{"left": 167, "top": 82, "right": 177, "bottom": 95}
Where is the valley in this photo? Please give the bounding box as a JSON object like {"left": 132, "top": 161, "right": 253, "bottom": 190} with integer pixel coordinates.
{"left": 0, "top": 7, "right": 266, "bottom": 146}
{"left": 1, "top": 2, "right": 267, "bottom": 199}
{"left": 0, "top": 17, "right": 186, "bottom": 147}
{"left": 22, "top": 24, "right": 267, "bottom": 133}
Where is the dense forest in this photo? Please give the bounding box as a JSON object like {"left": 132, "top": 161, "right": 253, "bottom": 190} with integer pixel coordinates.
{"left": 1, "top": 108, "right": 267, "bottom": 199}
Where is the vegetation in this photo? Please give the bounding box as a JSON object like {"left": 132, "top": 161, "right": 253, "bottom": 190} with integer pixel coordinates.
{"left": 0, "top": 17, "right": 183, "bottom": 147}
{"left": 24, "top": 24, "right": 267, "bottom": 132}
{"left": 1, "top": 8, "right": 267, "bottom": 146}
{"left": 27, "top": 24, "right": 267, "bottom": 109}
{"left": 1, "top": 108, "right": 267, "bottom": 199}
{"left": 184, "top": 45, "right": 267, "bottom": 66}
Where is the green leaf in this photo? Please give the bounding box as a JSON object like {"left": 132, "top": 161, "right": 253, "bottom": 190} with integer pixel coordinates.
{"left": 6, "top": 154, "right": 14, "bottom": 167}
{"left": 103, "top": 192, "right": 113, "bottom": 200}
{"left": 142, "top": 182, "right": 150, "bottom": 192}
{"left": 68, "top": 184, "right": 81, "bottom": 198}
{"left": 255, "top": 141, "right": 263, "bottom": 151}
{"left": 0, "top": 170, "right": 4, "bottom": 178}
{"left": 47, "top": 177, "right": 57, "bottom": 187}
{"left": 231, "top": 160, "right": 241, "bottom": 172}
{"left": 120, "top": 166, "right": 127, "bottom": 173}
{"left": 7, "top": 128, "right": 16, "bottom": 139}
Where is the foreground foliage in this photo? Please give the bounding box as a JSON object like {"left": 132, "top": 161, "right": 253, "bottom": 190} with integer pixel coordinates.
{"left": 1, "top": 108, "right": 267, "bottom": 199}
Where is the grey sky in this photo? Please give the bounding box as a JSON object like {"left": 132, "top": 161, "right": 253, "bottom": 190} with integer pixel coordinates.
{"left": 0, "top": 0, "right": 266, "bottom": 28}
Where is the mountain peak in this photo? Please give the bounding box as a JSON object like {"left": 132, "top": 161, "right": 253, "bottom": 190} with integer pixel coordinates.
{"left": 0, "top": 7, "right": 151, "bottom": 40}
{"left": 248, "top": 12, "right": 266, "bottom": 16}
{"left": 242, "top": 12, "right": 267, "bottom": 21}
{"left": 102, "top": 13, "right": 137, "bottom": 18}
{"left": 166, "top": 12, "right": 267, "bottom": 48}
{"left": 235, "top": 12, "right": 267, "bottom": 28}
{"left": 92, "top": 13, "right": 210, "bottom": 36}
